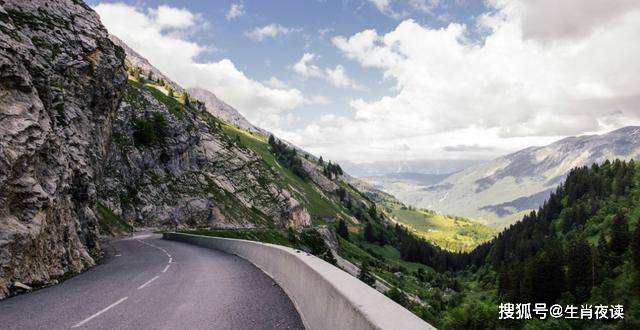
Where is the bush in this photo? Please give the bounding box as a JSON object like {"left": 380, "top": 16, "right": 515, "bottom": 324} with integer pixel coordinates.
{"left": 133, "top": 113, "right": 167, "bottom": 147}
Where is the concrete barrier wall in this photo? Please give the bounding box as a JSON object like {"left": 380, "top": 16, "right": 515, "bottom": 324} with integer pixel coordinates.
{"left": 163, "top": 232, "right": 435, "bottom": 330}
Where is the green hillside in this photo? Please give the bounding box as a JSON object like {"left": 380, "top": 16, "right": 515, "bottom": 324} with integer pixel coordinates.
{"left": 352, "top": 181, "right": 495, "bottom": 252}
{"left": 386, "top": 203, "right": 494, "bottom": 252}
{"left": 220, "top": 124, "right": 345, "bottom": 222}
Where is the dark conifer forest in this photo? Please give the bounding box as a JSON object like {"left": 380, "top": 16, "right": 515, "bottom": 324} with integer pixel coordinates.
{"left": 348, "top": 159, "right": 640, "bottom": 328}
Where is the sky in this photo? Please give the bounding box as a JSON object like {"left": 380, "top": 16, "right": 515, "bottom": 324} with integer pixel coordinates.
{"left": 90, "top": 0, "right": 640, "bottom": 163}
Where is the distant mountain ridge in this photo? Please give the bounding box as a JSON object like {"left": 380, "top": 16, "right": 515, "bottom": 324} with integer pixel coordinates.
{"left": 187, "top": 87, "right": 267, "bottom": 135}
{"left": 342, "top": 159, "right": 484, "bottom": 177}
{"left": 109, "top": 36, "right": 264, "bottom": 136}
{"left": 109, "top": 35, "right": 184, "bottom": 93}
{"left": 375, "top": 126, "right": 640, "bottom": 228}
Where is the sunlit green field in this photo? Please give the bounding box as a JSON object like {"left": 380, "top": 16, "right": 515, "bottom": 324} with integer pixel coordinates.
{"left": 388, "top": 206, "right": 495, "bottom": 252}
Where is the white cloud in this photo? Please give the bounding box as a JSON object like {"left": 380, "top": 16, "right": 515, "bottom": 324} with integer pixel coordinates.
{"left": 263, "top": 77, "right": 289, "bottom": 89}
{"left": 293, "top": 53, "right": 363, "bottom": 90}
{"left": 246, "top": 23, "right": 302, "bottom": 41}
{"left": 284, "top": 0, "right": 640, "bottom": 162}
{"left": 149, "top": 5, "right": 198, "bottom": 29}
{"left": 95, "top": 3, "right": 317, "bottom": 129}
{"left": 369, "top": 0, "right": 391, "bottom": 12}
{"left": 226, "top": 2, "right": 245, "bottom": 20}
{"left": 507, "top": 0, "right": 639, "bottom": 42}
{"left": 408, "top": 0, "right": 440, "bottom": 14}
{"left": 367, "top": 0, "right": 407, "bottom": 19}
{"left": 318, "top": 28, "right": 334, "bottom": 37}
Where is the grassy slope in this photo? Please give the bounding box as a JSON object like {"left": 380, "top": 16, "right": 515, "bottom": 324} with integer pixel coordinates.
{"left": 389, "top": 206, "right": 495, "bottom": 252}
{"left": 221, "top": 124, "right": 345, "bottom": 223}
{"left": 95, "top": 202, "right": 132, "bottom": 235}
{"left": 128, "top": 76, "right": 352, "bottom": 226}
{"left": 121, "top": 78, "right": 279, "bottom": 226}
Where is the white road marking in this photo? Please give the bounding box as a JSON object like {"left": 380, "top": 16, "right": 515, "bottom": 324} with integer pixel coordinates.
{"left": 114, "top": 254, "right": 121, "bottom": 257}
{"left": 162, "top": 264, "right": 170, "bottom": 273}
{"left": 136, "top": 239, "right": 174, "bottom": 272}
{"left": 137, "top": 276, "right": 159, "bottom": 290}
{"left": 137, "top": 240, "right": 172, "bottom": 257}
{"left": 71, "top": 297, "right": 128, "bottom": 328}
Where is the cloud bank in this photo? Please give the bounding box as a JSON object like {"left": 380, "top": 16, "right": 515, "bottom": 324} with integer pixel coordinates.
{"left": 282, "top": 0, "right": 640, "bottom": 162}
{"left": 94, "top": 3, "right": 316, "bottom": 129}
{"left": 246, "top": 23, "right": 302, "bottom": 41}
{"left": 293, "top": 53, "right": 362, "bottom": 90}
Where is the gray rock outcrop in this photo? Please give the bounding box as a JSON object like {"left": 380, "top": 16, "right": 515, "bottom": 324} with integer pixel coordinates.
{"left": 0, "top": 0, "right": 127, "bottom": 298}
{"left": 99, "top": 78, "right": 312, "bottom": 229}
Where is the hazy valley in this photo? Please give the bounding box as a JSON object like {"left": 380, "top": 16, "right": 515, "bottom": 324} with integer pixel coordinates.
{"left": 358, "top": 127, "right": 640, "bottom": 229}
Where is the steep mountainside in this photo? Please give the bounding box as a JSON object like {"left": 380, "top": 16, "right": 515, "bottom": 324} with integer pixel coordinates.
{"left": 99, "top": 78, "right": 311, "bottom": 230}
{"left": 0, "top": 0, "right": 320, "bottom": 298}
{"left": 187, "top": 87, "right": 267, "bottom": 135}
{"left": 448, "top": 159, "right": 640, "bottom": 328}
{"left": 0, "top": 0, "right": 127, "bottom": 298}
{"left": 109, "top": 35, "right": 184, "bottom": 93}
{"left": 381, "top": 127, "right": 640, "bottom": 228}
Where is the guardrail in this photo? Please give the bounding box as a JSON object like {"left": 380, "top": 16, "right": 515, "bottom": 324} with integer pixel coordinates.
{"left": 163, "top": 232, "right": 435, "bottom": 330}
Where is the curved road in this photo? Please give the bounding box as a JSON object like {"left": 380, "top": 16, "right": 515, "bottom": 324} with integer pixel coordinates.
{"left": 0, "top": 233, "right": 304, "bottom": 329}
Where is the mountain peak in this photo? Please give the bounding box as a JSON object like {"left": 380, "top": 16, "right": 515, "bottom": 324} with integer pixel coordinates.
{"left": 186, "top": 87, "right": 267, "bottom": 135}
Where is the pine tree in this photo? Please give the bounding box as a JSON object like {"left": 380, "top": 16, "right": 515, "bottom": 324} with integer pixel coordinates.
{"left": 609, "top": 212, "right": 630, "bottom": 256}
{"left": 336, "top": 219, "right": 349, "bottom": 240}
{"left": 364, "top": 222, "right": 375, "bottom": 242}
{"left": 358, "top": 261, "right": 376, "bottom": 287}
{"left": 387, "top": 287, "right": 409, "bottom": 306}
{"left": 566, "top": 234, "right": 593, "bottom": 303}
{"left": 525, "top": 240, "right": 565, "bottom": 304}
{"left": 183, "top": 92, "right": 190, "bottom": 107}
{"left": 318, "top": 156, "right": 323, "bottom": 165}
{"left": 368, "top": 204, "right": 377, "bottom": 220}
{"left": 632, "top": 218, "right": 640, "bottom": 270}
{"left": 594, "top": 233, "right": 609, "bottom": 282}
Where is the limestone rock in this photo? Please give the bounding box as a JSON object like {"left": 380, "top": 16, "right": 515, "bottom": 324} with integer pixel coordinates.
{"left": 0, "top": 0, "right": 127, "bottom": 298}
{"left": 301, "top": 158, "right": 338, "bottom": 192}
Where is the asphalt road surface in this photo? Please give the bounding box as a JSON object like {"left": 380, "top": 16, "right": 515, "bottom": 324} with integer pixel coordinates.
{"left": 0, "top": 233, "right": 304, "bottom": 329}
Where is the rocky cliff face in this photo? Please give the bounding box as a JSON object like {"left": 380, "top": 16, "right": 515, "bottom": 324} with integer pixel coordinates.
{"left": 301, "top": 158, "right": 338, "bottom": 192}
{"left": 0, "top": 0, "right": 311, "bottom": 298}
{"left": 0, "top": 0, "right": 126, "bottom": 298}
{"left": 99, "top": 78, "right": 311, "bottom": 230}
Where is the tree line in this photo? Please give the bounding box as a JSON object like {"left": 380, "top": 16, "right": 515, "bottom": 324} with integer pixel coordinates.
{"left": 268, "top": 135, "right": 309, "bottom": 180}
